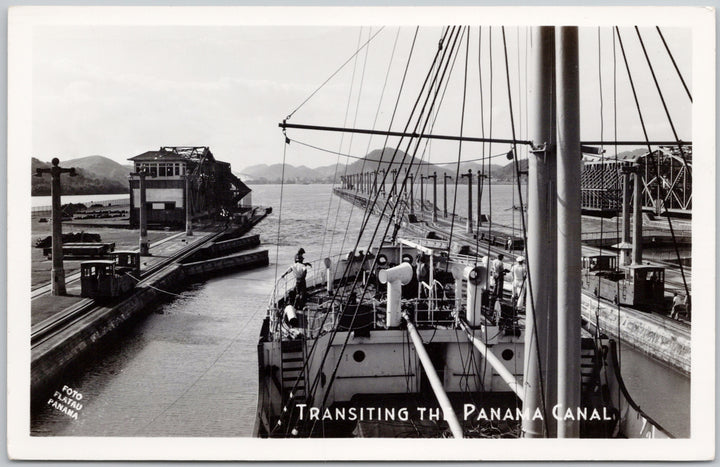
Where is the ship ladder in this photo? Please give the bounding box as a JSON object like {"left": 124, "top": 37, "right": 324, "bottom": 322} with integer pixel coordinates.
{"left": 279, "top": 338, "right": 309, "bottom": 433}
{"left": 580, "top": 338, "right": 601, "bottom": 395}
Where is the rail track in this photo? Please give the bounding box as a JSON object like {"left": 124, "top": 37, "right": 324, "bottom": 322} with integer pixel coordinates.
{"left": 31, "top": 228, "right": 227, "bottom": 348}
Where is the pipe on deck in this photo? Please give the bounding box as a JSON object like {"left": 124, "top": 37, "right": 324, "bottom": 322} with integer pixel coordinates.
{"left": 402, "top": 312, "right": 464, "bottom": 438}
{"left": 460, "top": 321, "right": 524, "bottom": 401}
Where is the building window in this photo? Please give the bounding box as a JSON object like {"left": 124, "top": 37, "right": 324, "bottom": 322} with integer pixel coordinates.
{"left": 149, "top": 164, "right": 157, "bottom": 177}
{"left": 159, "top": 163, "right": 167, "bottom": 177}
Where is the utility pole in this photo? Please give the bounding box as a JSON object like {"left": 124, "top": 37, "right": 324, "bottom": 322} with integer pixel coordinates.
{"left": 443, "top": 173, "right": 451, "bottom": 218}
{"left": 477, "top": 169, "right": 484, "bottom": 226}
{"left": 35, "top": 158, "right": 77, "bottom": 295}
{"left": 619, "top": 165, "right": 633, "bottom": 265}
{"left": 129, "top": 168, "right": 152, "bottom": 254}
{"left": 390, "top": 169, "right": 398, "bottom": 198}
{"left": 185, "top": 172, "right": 193, "bottom": 237}
{"left": 406, "top": 170, "right": 415, "bottom": 215}
{"left": 420, "top": 174, "right": 426, "bottom": 215}
{"left": 632, "top": 165, "right": 643, "bottom": 265}
{"left": 461, "top": 169, "right": 473, "bottom": 234}
{"left": 379, "top": 169, "right": 386, "bottom": 195}
{"left": 428, "top": 172, "right": 438, "bottom": 222}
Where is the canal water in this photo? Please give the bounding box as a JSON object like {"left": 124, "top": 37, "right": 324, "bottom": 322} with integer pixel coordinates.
{"left": 30, "top": 184, "right": 690, "bottom": 437}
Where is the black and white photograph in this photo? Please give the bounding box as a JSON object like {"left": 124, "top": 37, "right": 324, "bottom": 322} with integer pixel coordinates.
{"left": 6, "top": 5, "right": 715, "bottom": 461}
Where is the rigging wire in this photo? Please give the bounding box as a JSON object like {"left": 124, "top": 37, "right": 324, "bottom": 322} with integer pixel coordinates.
{"left": 655, "top": 26, "right": 693, "bottom": 103}
{"left": 286, "top": 27, "right": 386, "bottom": 120}
{"left": 331, "top": 27, "right": 375, "bottom": 265}
{"left": 612, "top": 25, "right": 623, "bottom": 401}
{"left": 502, "top": 25, "right": 549, "bottom": 435}
{"left": 284, "top": 137, "right": 514, "bottom": 166}
{"left": 616, "top": 27, "right": 691, "bottom": 304}
{"left": 287, "top": 26, "right": 456, "bottom": 435}
{"left": 321, "top": 27, "right": 365, "bottom": 261}
{"left": 594, "top": 26, "right": 606, "bottom": 342}
{"left": 272, "top": 137, "right": 289, "bottom": 290}
{"left": 309, "top": 26, "right": 467, "bottom": 435}
{"left": 356, "top": 27, "right": 402, "bottom": 231}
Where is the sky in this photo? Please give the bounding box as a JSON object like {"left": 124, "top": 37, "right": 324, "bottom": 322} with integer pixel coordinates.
{"left": 31, "top": 24, "right": 692, "bottom": 173}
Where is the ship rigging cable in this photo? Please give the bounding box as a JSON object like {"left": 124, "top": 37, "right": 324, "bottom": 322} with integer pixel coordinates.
{"left": 308, "top": 26, "right": 467, "bottom": 437}
{"left": 615, "top": 27, "right": 690, "bottom": 303}
{"left": 285, "top": 137, "right": 515, "bottom": 165}
{"left": 502, "top": 26, "right": 549, "bottom": 434}
{"left": 285, "top": 27, "right": 385, "bottom": 121}
{"left": 328, "top": 26, "right": 373, "bottom": 265}
{"left": 272, "top": 26, "right": 453, "bottom": 436}
{"left": 320, "top": 27, "right": 365, "bottom": 261}
{"left": 655, "top": 26, "right": 692, "bottom": 103}
{"left": 299, "top": 27, "right": 451, "bottom": 413}
{"left": 312, "top": 25, "right": 465, "bottom": 423}
{"left": 595, "top": 26, "right": 607, "bottom": 343}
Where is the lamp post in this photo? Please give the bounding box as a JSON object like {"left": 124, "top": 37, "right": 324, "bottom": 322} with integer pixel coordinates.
{"left": 477, "top": 169, "right": 485, "bottom": 226}
{"left": 461, "top": 169, "right": 473, "bottom": 234}
{"left": 128, "top": 168, "right": 152, "bottom": 254}
{"left": 390, "top": 169, "right": 398, "bottom": 198}
{"left": 185, "top": 172, "right": 193, "bottom": 237}
{"left": 35, "top": 158, "right": 77, "bottom": 295}
{"left": 443, "top": 173, "right": 452, "bottom": 218}
{"left": 407, "top": 171, "right": 415, "bottom": 215}
{"left": 428, "top": 171, "right": 438, "bottom": 222}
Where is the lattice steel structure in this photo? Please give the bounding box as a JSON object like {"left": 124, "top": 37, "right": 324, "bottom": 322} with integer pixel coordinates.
{"left": 580, "top": 146, "right": 692, "bottom": 217}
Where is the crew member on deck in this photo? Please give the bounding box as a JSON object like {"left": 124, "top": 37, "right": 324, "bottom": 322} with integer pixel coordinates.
{"left": 282, "top": 252, "right": 312, "bottom": 308}
{"left": 490, "top": 254, "right": 508, "bottom": 309}
{"left": 670, "top": 293, "right": 684, "bottom": 320}
{"left": 511, "top": 256, "right": 527, "bottom": 310}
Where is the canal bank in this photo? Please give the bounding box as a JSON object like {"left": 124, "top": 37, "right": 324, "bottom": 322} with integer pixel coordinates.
{"left": 31, "top": 208, "right": 271, "bottom": 400}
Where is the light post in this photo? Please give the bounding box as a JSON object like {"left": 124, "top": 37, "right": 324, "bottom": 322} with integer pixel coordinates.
{"left": 428, "top": 172, "right": 438, "bottom": 222}
{"left": 443, "top": 173, "right": 452, "bottom": 218}
{"left": 461, "top": 169, "right": 473, "bottom": 233}
{"left": 35, "top": 158, "right": 77, "bottom": 295}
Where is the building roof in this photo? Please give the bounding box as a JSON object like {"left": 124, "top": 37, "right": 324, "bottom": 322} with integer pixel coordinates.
{"left": 129, "top": 146, "right": 216, "bottom": 163}
{"left": 128, "top": 150, "right": 188, "bottom": 163}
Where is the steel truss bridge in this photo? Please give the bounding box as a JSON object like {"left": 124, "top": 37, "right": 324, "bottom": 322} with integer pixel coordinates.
{"left": 581, "top": 146, "right": 692, "bottom": 218}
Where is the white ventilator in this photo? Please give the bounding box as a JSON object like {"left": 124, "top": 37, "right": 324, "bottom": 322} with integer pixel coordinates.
{"left": 284, "top": 305, "right": 298, "bottom": 327}
{"left": 378, "top": 262, "right": 413, "bottom": 327}
{"left": 324, "top": 257, "right": 333, "bottom": 294}
{"left": 464, "top": 264, "right": 488, "bottom": 327}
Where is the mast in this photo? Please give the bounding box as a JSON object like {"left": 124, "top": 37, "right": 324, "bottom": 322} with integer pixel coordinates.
{"left": 523, "top": 26, "right": 557, "bottom": 438}
{"left": 556, "top": 26, "right": 582, "bottom": 438}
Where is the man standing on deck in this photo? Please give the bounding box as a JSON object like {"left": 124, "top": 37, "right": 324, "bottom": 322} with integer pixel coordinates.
{"left": 670, "top": 293, "right": 684, "bottom": 320}
{"left": 490, "top": 254, "right": 507, "bottom": 309}
{"left": 511, "top": 256, "right": 527, "bottom": 310}
{"left": 282, "top": 252, "right": 312, "bottom": 309}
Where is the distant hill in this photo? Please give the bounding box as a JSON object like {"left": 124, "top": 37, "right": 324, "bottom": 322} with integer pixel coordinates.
{"left": 240, "top": 147, "right": 517, "bottom": 184}
{"left": 65, "top": 155, "right": 134, "bottom": 182}
{"left": 31, "top": 156, "right": 130, "bottom": 196}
